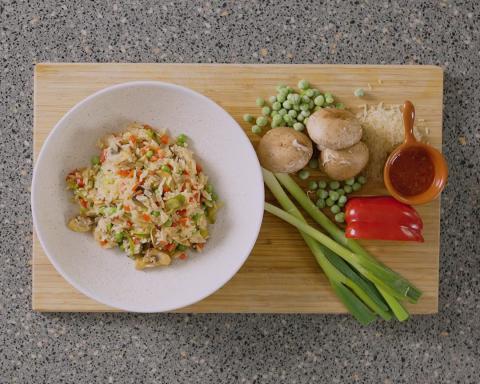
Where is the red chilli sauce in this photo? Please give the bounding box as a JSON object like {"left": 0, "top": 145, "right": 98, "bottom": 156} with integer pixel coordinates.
{"left": 389, "top": 146, "right": 435, "bottom": 196}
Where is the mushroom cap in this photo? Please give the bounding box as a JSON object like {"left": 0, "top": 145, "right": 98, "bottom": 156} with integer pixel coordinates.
{"left": 258, "top": 127, "right": 313, "bottom": 173}
{"left": 307, "top": 109, "right": 362, "bottom": 150}
{"left": 320, "top": 141, "right": 369, "bottom": 180}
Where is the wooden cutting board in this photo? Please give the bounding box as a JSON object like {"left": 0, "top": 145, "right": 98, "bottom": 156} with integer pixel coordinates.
{"left": 33, "top": 63, "right": 443, "bottom": 313}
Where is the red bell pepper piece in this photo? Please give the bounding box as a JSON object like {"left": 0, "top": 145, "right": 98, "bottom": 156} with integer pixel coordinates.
{"left": 345, "top": 196, "right": 424, "bottom": 242}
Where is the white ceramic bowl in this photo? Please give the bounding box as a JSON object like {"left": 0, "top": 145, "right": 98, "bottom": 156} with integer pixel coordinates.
{"left": 32, "top": 81, "right": 264, "bottom": 312}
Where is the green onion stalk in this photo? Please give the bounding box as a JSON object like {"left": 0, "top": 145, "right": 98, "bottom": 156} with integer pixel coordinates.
{"left": 263, "top": 168, "right": 420, "bottom": 322}
{"left": 263, "top": 169, "right": 392, "bottom": 324}
{"left": 274, "top": 172, "right": 421, "bottom": 305}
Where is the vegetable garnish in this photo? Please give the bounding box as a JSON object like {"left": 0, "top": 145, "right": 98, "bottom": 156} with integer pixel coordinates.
{"left": 344, "top": 197, "right": 424, "bottom": 242}
{"left": 66, "top": 123, "right": 219, "bottom": 269}
{"left": 262, "top": 169, "right": 421, "bottom": 324}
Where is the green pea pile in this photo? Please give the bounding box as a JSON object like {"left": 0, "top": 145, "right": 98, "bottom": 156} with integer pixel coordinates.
{"left": 244, "top": 80, "right": 343, "bottom": 135}
{"left": 299, "top": 173, "right": 367, "bottom": 223}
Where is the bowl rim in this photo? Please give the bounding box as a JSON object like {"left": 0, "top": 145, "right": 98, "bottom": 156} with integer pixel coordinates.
{"left": 31, "top": 80, "right": 264, "bottom": 312}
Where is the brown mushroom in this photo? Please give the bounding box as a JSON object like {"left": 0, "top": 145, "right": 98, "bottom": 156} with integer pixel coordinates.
{"left": 257, "top": 127, "right": 313, "bottom": 173}
{"left": 320, "top": 141, "right": 369, "bottom": 180}
{"left": 307, "top": 109, "right": 362, "bottom": 150}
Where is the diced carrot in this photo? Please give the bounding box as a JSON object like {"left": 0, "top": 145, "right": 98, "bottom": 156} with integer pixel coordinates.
{"left": 194, "top": 243, "right": 204, "bottom": 251}
{"left": 163, "top": 243, "right": 176, "bottom": 252}
{"left": 142, "top": 213, "right": 151, "bottom": 222}
{"left": 129, "top": 135, "right": 137, "bottom": 144}
{"left": 177, "top": 209, "right": 187, "bottom": 216}
{"left": 160, "top": 135, "right": 169, "bottom": 144}
{"left": 76, "top": 178, "right": 85, "bottom": 187}
{"left": 100, "top": 240, "right": 108, "bottom": 246}
{"left": 196, "top": 163, "right": 202, "bottom": 173}
{"left": 117, "top": 169, "right": 130, "bottom": 177}
{"left": 178, "top": 217, "right": 189, "bottom": 226}
{"left": 156, "top": 148, "right": 164, "bottom": 158}
{"left": 179, "top": 253, "right": 187, "bottom": 260}
{"left": 123, "top": 204, "right": 131, "bottom": 212}
{"left": 163, "top": 185, "right": 170, "bottom": 193}
{"left": 79, "top": 198, "right": 88, "bottom": 208}
{"left": 183, "top": 170, "right": 189, "bottom": 176}
{"left": 150, "top": 156, "right": 158, "bottom": 162}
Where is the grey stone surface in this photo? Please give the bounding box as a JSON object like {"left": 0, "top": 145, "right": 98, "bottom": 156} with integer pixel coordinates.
{"left": 1, "top": 0, "right": 479, "bottom": 383}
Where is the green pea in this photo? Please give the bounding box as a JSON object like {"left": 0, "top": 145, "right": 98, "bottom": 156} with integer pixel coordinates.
{"left": 314, "top": 106, "right": 322, "bottom": 111}
{"left": 338, "top": 195, "right": 347, "bottom": 205}
{"left": 301, "top": 95, "right": 310, "bottom": 104}
{"left": 308, "top": 158, "right": 318, "bottom": 169}
{"left": 107, "top": 207, "right": 117, "bottom": 215}
{"left": 296, "top": 114, "right": 305, "bottom": 122}
{"left": 304, "top": 117, "right": 309, "bottom": 125}
{"left": 314, "top": 95, "right": 325, "bottom": 106}
{"left": 357, "top": 175, "right": 367, "bottom": 184}
{"left": 256, "top": 97, "right": 265, "bottom": 107}
{"left": 251, "top": 125, "right": 262, "bottom": 134}
{"left": 298, "top": 79, "right": 310, "bottom": 90}
{"left": 256, "top": 116, "right": 268, "bottom": 127}
{"left": 335, "top": 103, "right": 345, "bottom": 109}
{"left": 271, "top": 110, "right": 278, "bottom": 117}
{"left": 286, "top": 86, "right": 294, "bottom": 93}
{"left": 300, "top": 103, "right": 310, "bottom": 111}
{"left": 317, "top": 189, "right": 329, "bottom": 200}
{"left": 334, "top": 212, "right": 345, "bottom": 223}
{"left": 298, "top": 169, "right": 310, "bottom": 180}
{"left": 316, "top": 199, "right": 325, "bottom": 208}
{"left": 329, "top": 181, "right": 340, "bottom": 190}
{"left": 269, "top": 95, "right": 277, "bottom": 103}
{"left": 206, "top": 184, "right": 214, "bottom": 194}
{"left": 262, "top": 106, "right": 271, "bottom": 116}
{"left": 243, "top": 114, "right": 255, "bottom": 123}
{"left": 318, "top": 180, "right": 327, "bottom": 189}
{"left": 283, "top": 114, "right": 294, "bottom": 125}
{"left": 277, "top": 92, "right": 287, "bottom": 102}
{"left": 145, "top": 150, "right": 154, "bottom": 159}
{"left": 278, "top": 108, "right": 287, "bottom": 116}
{"left": 293, "top": 122, "right": 304, "bottom": 131}
{"left": 330, "top": 205, "right": 341, "bottom": 214}
{"left": 115, "top": 232, "right": 124, "bottom": 243}
{"left": 312, "top": 88, "right": 320, "bottom": 97}
{"left": 325, "top": 93, "right": 334, "bottom": 104}
{"left": 176, "top": 133, "right": 187, "bottom": 146}
{"left": 272, "top": 114, "right": 283, "bottom": 126}
{"left": 288, "top": 109, "right": 298, "bottom": 118}
{"left": 352, "top": 182, "right": 362, "bottom": 191}
{"left": 305, "top": 89, "right": 315, "bottom": 98}
{"left": 289, "top": 94, "right": 301, "bottom": 105}
{"left": 276, "top": 84, "right": 286, "bottom": 92}
{"left": 293, "top": 104, "right": 301, "bottom": 112}
{"left": 151, "top": 210, "right": 161, "bottom": 217}
{"left": 308, "top": 100, "right": 314, "bottom": 109}
{"left": 345, "top": 177, "right": 355, "bottom": 186}
{"left": 329, "top": 190, "right": 339, "bottom": 201}
{"left": 326, "top": 198, "right": 334, "bottom": 207}
{"left": 354, "top": 88, "right": 365, "bottom": 97}
{"left": 300, "top": 110, "right": 310, "bottom": 118}
{"left": 91, "top": 155, "right": 100, "bottom": 166}
{"left": 176, "top": 244, "right": 188, "bottom": 252}
{"left": 344, "top": 185, "right": 353, "bottom": 194}
{"left": 308, "top": 180, "right": 318, "bottom": 190}
{"left": 282, "top": 100, "right": 292, "bottom": 110}
{"left": 272, "top": 101, "right": 282, "bottom": 111}
{"left": 161, "top": 165, "right": 171, "bottom": 173}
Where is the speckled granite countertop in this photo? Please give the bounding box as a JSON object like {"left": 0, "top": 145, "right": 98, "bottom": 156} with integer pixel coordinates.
{"left": 1, "top": 1, "right": 479, "bottom": 383}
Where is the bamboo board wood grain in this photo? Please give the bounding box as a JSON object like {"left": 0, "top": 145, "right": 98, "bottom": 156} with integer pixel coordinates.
{"left": 33, "top": 63, "right": 443, "bottom": 313}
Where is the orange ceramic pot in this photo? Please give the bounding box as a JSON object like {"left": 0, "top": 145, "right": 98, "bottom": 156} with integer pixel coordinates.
{"left": 384, "top": 101, "right": 448, "bottom": 205}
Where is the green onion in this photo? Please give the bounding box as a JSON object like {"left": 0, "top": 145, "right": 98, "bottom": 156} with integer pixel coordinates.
{"left": 262, "top": 169, "right": 378, "bottom": 325}
{"left": 165, "top": 194, "right": 186, "bottom": 211}
{"left": 91, "top": 155, "right": 100, "bottom": 166}
{"left": 274, "top": 173, "right": 421, "bottom": 305}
